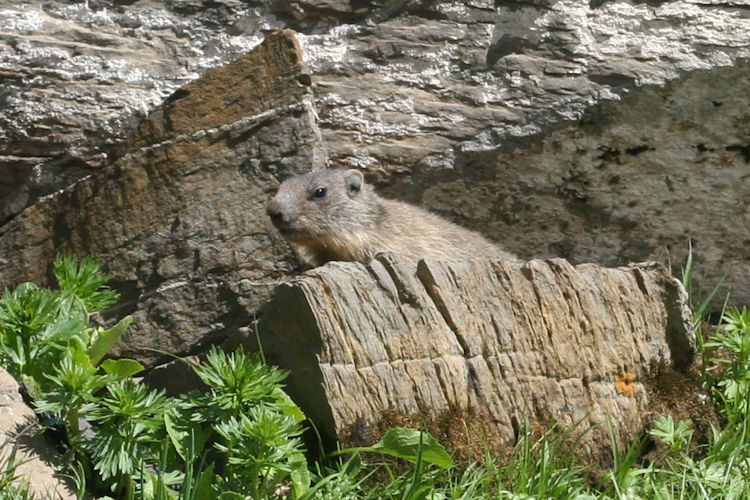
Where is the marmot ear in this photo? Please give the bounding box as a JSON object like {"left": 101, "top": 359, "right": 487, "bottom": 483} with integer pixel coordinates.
{"left": 343, "top": 169, "right": 363, "bottom": 197}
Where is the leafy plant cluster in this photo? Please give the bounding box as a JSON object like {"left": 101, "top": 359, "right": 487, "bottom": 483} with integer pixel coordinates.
{"left": 0, "top": 442, "right": 37, "bottom": 500}
{"left": 0, "top": 255, "right": 310, "bottom": 498}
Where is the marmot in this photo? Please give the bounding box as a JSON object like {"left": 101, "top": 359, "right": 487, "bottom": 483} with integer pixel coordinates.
{"left": 267, "top": 168, "right": 517, "bottom": 267}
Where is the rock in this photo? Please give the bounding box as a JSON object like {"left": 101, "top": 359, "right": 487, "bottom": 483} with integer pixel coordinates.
{"left": 1, "top": 1, "right": 748, "bottom": 307}
{"left": 0, "top": 1, "right": 281, "bottom": 224}
{"left": 290, "top": 0, "right": 750, "bottom": 305}
{"left": 449, "top": 63, "right": 750, "bottom": 301}
{"left": 1, "top": 0, "right": 748, "bottom": 366}
{"left": 0, "top": 367, "right": 77, "bottom": 499}
{"left": 141, "top": 356, "right": 207, "bottom": 397}
{"left": 258, "top": 255, "right": 695, "bottom": 460}
{"left": 0, "top": 29, "right": 325, "bottom": 366}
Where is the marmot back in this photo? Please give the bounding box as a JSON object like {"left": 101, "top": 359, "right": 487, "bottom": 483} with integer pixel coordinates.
{"left": 266, "top": 169, "right": 517, "bottom": 267}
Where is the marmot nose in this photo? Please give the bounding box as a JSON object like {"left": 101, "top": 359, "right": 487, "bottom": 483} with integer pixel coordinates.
{"left": 267, "top": 199, "right": 284, "bottom": 224}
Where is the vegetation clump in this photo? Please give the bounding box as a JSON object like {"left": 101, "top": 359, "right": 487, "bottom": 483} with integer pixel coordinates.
{"left": 0, "top": 255, "right": 311, "bottom": 498}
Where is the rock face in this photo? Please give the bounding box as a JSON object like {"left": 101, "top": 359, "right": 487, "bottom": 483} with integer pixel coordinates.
{"left": 259, "top": 255, "right": 695, "bottom": 457}
{"left": 1, "top": 0, "right": 748, "bottom": 308}
{"left": 0, "top": 0, "right": 732, "bottom": 463}
{"left": 0, "top": 367, "right": 77, "bottom": 499}
{"left": 292, "top": 0, "right": 750, "bottom": 304}
{"left": 0, "top": 1, "right": 278, "bottom": 225}
{"left": 0, "top": 29, "right": 325, "bottom": 365}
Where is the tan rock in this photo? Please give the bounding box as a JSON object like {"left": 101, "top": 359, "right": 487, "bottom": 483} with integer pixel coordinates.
{"left": 0, "top": 368, "right": 76, "bottom": 499}
{"left": 259, "top": 255, "right": 695, "bottom": 460}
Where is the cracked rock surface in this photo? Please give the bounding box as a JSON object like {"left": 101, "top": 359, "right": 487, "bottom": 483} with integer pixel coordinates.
{"left": 0, "top": 30, "right": 323, "bottom": 365}
{"left": 259, "top": 254, "right": 695, "bottom": 456}
{"left": 1, "top": 0, "right": 748, "bottom": 305}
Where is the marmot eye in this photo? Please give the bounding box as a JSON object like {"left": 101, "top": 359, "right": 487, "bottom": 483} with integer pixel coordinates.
{"left": 312, "top": 187, "right": 327, "bottom": 200}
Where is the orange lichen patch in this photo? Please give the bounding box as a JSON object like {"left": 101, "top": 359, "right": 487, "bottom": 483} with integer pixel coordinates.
{"left": 615, "top": 372, "right": 637, "bottom": 396}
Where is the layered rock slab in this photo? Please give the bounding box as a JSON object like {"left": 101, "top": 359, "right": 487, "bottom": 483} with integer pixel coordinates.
{"left": 260, "top": 255, "right": 695, "bottom": 458}
{"left": 0, "top": 30, "right": 325, "bottom": 365}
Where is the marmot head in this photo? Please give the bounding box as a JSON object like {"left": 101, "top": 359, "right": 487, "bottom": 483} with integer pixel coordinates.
{"left": 267, "top": 169, "right": 381, "bottom": 243}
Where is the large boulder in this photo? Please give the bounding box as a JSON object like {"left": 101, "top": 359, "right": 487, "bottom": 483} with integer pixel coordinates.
{"left": 259, "top": 255, "right": 696, "bottom": 460}
{"left": 292, "top": 0, "right": 750, "bottom": 304}
{"left": 0, "top": 29, "right": 324, "bottom": 365}
{"left": 0, "top": 1, "right": 279, "bottom": 225}
{"left": 1, "top": 1, "right": 748, "bottom": 307}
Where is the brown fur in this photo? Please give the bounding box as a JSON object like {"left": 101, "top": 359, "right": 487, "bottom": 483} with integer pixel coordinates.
{"left": 267, "top": 169, "right": 517, "bottom": 267}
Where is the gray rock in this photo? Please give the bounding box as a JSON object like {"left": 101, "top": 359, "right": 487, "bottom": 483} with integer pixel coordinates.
{"left": 0, "top": 0, "right": 282, "bottom": 224}
{"left": 0, "top": 30, "right": 325, "bottom": 366}
{"left": 0, "top": 0, "right": 748, "bottom": 370}
{"left": 2, "top": 0, "right": 748, "bottom": 304}
{"left": 289, "top": 0, "right": 750, "bottom": 304}
{"left": 258, "top": 255, "right": 695, "bottom": 459}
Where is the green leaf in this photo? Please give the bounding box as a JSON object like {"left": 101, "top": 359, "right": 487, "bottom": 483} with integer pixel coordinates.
{"left": 336, "top": 427, "right": 453, "bottom": 469}
{"left": 54, "top": 293, "right": 89, "bottom": 327}
{"left": 288, "top": 449, "right": 311, "bottom": 497}
{"left": 87, "top": 315, "right": 132, "bottom": 365}
{"left": 217, "top": 492, "right": 246, "bottom": 500}
{"left": 273, "top": 387, "right": 306, "bottom": 423}
{"left": 164, "top": 411, "right": 208, "bottom": 463}
{"left": 42, "top": 316, "right": 87, "bottom": 346}
{"left": 54, "top": 253, "right": 120, "bottom": 312}
{"left": 190, "top": 347, "right": 291, "bottom": 422}
{"left": 69, "top": 338, "right": 96, "bottom": 372}
{"left": 192, "top": 464, "right": 216, "bottom": 500}
{"left": 100, "top": 358, "right": 145, "bottom": 379}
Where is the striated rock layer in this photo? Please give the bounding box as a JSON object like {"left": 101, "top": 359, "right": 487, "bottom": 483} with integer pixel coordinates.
{"left": 1, "top": 1, "right": 748, "bottom": 305}
{"left": 0, "top": 30, "right": 323, "bottom": 365}
{"left": 259, "top": 255, "right": 695, "bottom": 457}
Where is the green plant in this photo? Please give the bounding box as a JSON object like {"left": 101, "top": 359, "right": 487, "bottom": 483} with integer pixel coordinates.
{"left": 213, "top": 408, "right": 305, "bottom": 498}
{"left": 1, "top": 255, "right": 315, "bottom": 499}
{"left": 0, "top": 281, "right": 87, "bottom": 391}
{"left": 166, "top": 346, "right": 309, "bottom": 499}
{"left": 649, "top": 415, "right": 693, "bottom": 454}
{"left": 0, "top": 440, "right": 36, "bottom": 500}
{"left": 85, "top": 380, "right": 173, "bottom": 487}
{"left": 494, "top": 423, "right": 591, "bottom": 499}
{"left": 188, "top": 346, "right": 301, "bottom": 423}
{"left": 52, "top": 254, "right": 120, "bottom": 313}
{"left": 0, "top": 254, "right": 128, "bottom": 397}
{"left": 678, "top": 240, "right": 726, "bottom": 327}
{"left": 706, "top": 306, "right": 750, "bottom": 417}
{"left": 66, "top": 346, "right": 314, "bottom": 499}
{"left": 334, "top": 427, "right": 453, "bottom": 469}
{"left": 321, "top": 426, "right": 455, "bottom": 500}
